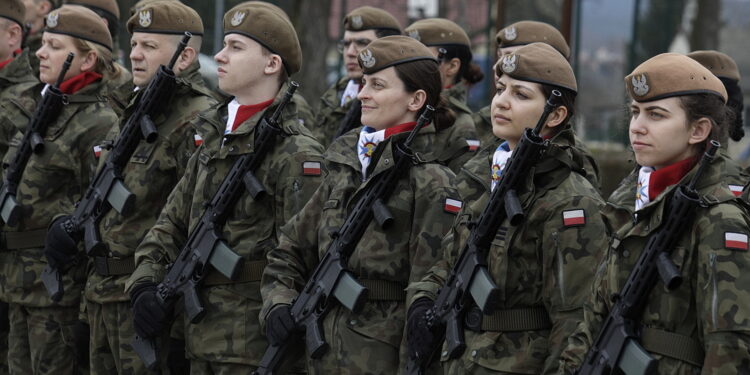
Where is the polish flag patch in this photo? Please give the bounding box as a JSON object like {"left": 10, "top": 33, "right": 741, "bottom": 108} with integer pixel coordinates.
{"left": 729, "top": 184, "right": 743, "bottom": 197}
{"left": 194, "top": 134, "right": 203, "bottom": 147}
{"left": 466, "top": 139, "right": 480, "bottom": 151}
{"left": 302, "top": 161, "right": 321, "bottom": 176}
{"left": 444, "top": 198, "right": 462, "bottom": 214}
{"left": 562, "top": 209, "right": 586, "bottom": 227}
{"left": 725, "top": 232, "right": 748, "bottom": 251}
{"left": 93, "top": 145, "right": 102, "bottom": 158}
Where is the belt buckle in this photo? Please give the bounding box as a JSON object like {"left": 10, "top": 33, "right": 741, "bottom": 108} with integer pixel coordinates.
{"left": 93, "top": 256, "right": 109, "bottom": 276}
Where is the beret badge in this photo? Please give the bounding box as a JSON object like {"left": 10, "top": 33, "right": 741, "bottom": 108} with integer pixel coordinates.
{"left": 504, "top": 26, "right": 517, "bottom": 41}
{"left": 360, "top": 49, "right": 376, "bottom": 68}
{"left": 231, "top": 11, "right": 246, "bottom": 27}
{"left": 408, "top": 29, "right": 420, "bottom": 41}
{"left": 351, "top": 15, "right": 363, "bottom": 29}
{"left": 138, "top": 9, "right": 152, "bottom": 27}
{"left": 501, "top": 54, "right": 517, "bottom": 73}
{"left": 47, "top": 12, "right": 59, "bottom": 28}
{"left": 631, "top": 74, "right": 649, "bottom": 96}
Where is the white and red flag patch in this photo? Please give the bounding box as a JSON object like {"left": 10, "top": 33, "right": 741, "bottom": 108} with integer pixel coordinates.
{"left": 725, "top": 232, "right": 748, "bottom": 251}
{"left": 466, "top": 139, "right": 480, "bottom": 151}
{"left": 729, "top": 184, "right": 743, "bottom": 197}
{"left": 444, "top": 198, "right": 462, "bottom": 214}
{"left": 562, "top": 209, "right": 586, "bottom": 226}
{"left": 93, "top": 145, "right": 102, "bottom": 158}
{"left": 302, "top": 161, "right": 321, "bottom": 176}
{"left": 194, "top": 134, "right": 203, "bottom": 147}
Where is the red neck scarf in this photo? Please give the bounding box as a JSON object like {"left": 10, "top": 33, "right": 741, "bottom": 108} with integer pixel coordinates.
{"left": 648, "top": 156, "right": 698, "bottom": 200}
{"left": 0, "top": 49, "right": 22, "bottom": 71}
{"left": 232, "top": 98, "right": 274, "bottom": 132}
{"left": 384, "top": 121, "right": 417, "bottom": 138}
{"left": 59, "top": 71, "right": 103, "bottom": 95}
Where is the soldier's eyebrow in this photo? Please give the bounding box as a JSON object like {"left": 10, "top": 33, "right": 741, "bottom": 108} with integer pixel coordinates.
{"left": 644, "top": 105, "right": 670, "bottom": 113}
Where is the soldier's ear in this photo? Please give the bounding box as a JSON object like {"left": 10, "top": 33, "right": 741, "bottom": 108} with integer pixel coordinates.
{"left": 407, "top": 89, "right": 427, "bottom": 113}
{"left": 174, "top": 47, "right": 197, "bottom": 75}
{"left": 544, "top": 105, "right": 568, "bottom": 129}
{"left": 263, "top": 53, "right": 283, "bottom": 76}
{"left": 80, "top": 50, "right": 97, "bottom": 73}
{"left": 687, "top": 117, "right": 712, "bottom": 145}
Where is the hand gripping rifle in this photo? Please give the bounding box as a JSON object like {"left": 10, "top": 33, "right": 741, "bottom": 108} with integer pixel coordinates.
{"left": 575, "top": 141, "right": 720, "bottom": 375}
{"left": 406, "top": 90, "right": 563, "bottom": 375}
{"left": 0, "top": 52, "right": 74, "bottom": 226}
{"left": 132, "top": 82, "right": 300, "bottom": 370}
{"left": 252, "top": 106, "right": 436, "bottom": 375}
{"left": 40, "top": 33, "right": 192, "bottom": 302}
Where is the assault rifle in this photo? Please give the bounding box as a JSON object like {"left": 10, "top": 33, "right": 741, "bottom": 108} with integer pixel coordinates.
{"left": 132, "top": 82, "right": 300, "bottom": 370}
{"left": 575, "top": 141, "right": 720, "bottom": 375}
{"left": 0, "top": 52, "right": 74, "bottom": 226}
{"left": 40, "top": 33, "right": 192, "bottom": 302}
{"left": 252, "top": 106, "right": 435, "bottom": 375}
{"left": 406, "top": 90, "right": 563, "bottom": 375}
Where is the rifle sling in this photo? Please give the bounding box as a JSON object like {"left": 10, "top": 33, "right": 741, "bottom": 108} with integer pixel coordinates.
{"left": 359, "top": 279, "right": 406, "bottom": 301}
{"left": 1, "top": 229, "right": 47, "bottom": 249}
{"left": 640, "top": 326, "right": 704, "bottom": 367}
{"left": 466, "top": 305, "right": 551, "bottom": 332}
{"left": 64, "top": 94, "right": 108, "bottom": 104}
{"left": 202, "top": 259, "right": 267, "bottom": 286}
{"left": 93, "top": 256, "right": 134, "bottom": 276}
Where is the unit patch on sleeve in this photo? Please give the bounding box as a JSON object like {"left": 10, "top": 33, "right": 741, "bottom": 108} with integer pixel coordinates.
{"left": 194, "top": 134, "right": 203, "bottom": 147}
{"left": 93, "top": 145, "right": 102, "bottom": 159}
{"left": 728, "top": 184, "right": 743, "bottom": 197}
{"left": 725, "top": 232, "right": 748, "bottom": 251}
{"left": 444, "top": 198, "right": 462, "bottom": 214}
{"left": 302, "top": 161, "right": 321, "bottom": 176}
{"left": 562, "top": 209, "right": 586, "bottom": 227}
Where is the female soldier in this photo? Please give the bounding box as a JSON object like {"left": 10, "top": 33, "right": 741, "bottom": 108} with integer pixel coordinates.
{"left": 0, "top": 5, "right": 117, "bottom": 373}
{"left": 560, "top": 53, "right": 750, "bottom": 373}
{"left": 407, "top": 42, "right": 607, "bottom": 374}
{"left": 260, "top": 36, "right": 461, "bottom": 374}
{"left": 405, "top": 18, "right": 483, "bottom": 173}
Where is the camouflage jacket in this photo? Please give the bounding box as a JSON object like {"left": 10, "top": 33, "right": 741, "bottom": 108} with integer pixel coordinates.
{"left": 560, "top": 154, "right": 750, "bottom": 374}
{"left": 25, "top": 32, "right": 42, "bottom": 79}
{"left": 84, "top": 63, "right": 217, "bottom": 304}
{"left": 0, "top": 79, "right": 117, "bottom": 307}
{"left": 720, "top": 148, "right": 749, "bottom": 199}
{"left": 0, "top": 49, "right": 40, "bottom": 161}
{"left": 472, "top": 105, "right": 496, "bottom": 150}
{"left": 103, "top": 61, "right": 135, "bottom": 117}
{"left": 261, "top": 123, "right": 460, "bottom": 374}
{"left": 126, "top": 80, "right": 325, "bottom": 365}
{"left": 434, "top": 84, "right": 480, "bottom": 174}
{"left": 312, "top": 76, "right": 351, "bottom": 148}
{"left": 413, "top": 127, "right": 607, "bottom": 374}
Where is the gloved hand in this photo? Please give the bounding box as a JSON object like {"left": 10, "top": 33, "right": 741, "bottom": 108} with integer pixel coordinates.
{"left": 407, "top": 297, "right": 441, "bottom": 362}
{"left": 265, "top": 304, "right": 296, "bottom": 346}
{"left": 44, "top": 216, "right": 79, "bottom": 269}
{"left": 131, "top": 283, "right": 171, "bottom": 339}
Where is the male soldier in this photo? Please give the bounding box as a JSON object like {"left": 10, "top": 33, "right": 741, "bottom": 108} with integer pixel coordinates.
{"left": 0, "top": 3, "right": 39, "bottom": 373}
{"left": 126, "top": 2, "right": 325, "bottom": 372}
{"left": 405, "top": 18, "right": 481, "bottom": 172}
{"left": 21, "top": 0, "right": 56, "bottom": 76}
{"left": 312, "top": 6, "right": 401, "bottom": 148}
{"left": 64, "top": 0, "right": 135, "bottom": 115}
{"left": 41, "top": 2, "right": 217, "bottom": 373}
{"left": 687, "top": 50, "right": 749, "bottom": 195}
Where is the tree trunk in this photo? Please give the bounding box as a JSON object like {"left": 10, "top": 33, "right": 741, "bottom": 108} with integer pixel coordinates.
{"left": 689, "top": 0, "right": 721, "bottom": 50}
{"left": 288, "top": 0, "right": 333, "bottom": 104}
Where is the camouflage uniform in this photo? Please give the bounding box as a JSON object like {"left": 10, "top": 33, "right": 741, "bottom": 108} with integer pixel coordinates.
{"left": 311, "top": 76, "right": 351, "bottom": 148}
{"left": 261, "top": 123, "right": 460, "bottom": 374}
{"left": 0, "top": 78, "right": 117, "bottom": 374}
{"left": 434, "top": 84, "right": 479, "bottom": 174}
{"left": 85, "top": 62, "right": 216, "bottom": 374}
{"left": 102, "top": 63, "right": 135, "bottom": 118}
{"left": 471, "top": 105, "right": 495, "bottom": 151}
{"left": 125, "top": 80, "right": 325, "bottom": 370}
{"left": 413, "top": 127, "right": 607, "bottom": 374}
{"left": 560, "top": 154, "right": 750, "bottom": 374}
{"left": 0, "top": 49, "right": 40, "bottom": 160}
{"left": 25, "top": 32, "right": 42, "bottom": 78}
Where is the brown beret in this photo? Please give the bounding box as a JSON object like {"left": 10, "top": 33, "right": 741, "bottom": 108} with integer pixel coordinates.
{"left": 223, "top": 2, "right": 302, "bottom": 75}
{"left": 495, "top": 42, "right": 576, "bottom": 92}
{"left": 497, "top": 21, "right": 570, "bottom": 59}
{"left": 45, "top": 5, "right": 112, "bottom": 51}
{"left": 687, "top": 50, "right": 740, "bottom": 81}
{"left": 127, "top": 0, "right": 203, "bottom": 36}
{"left": 357, "top": 35, "right": 437, "bottom": 75}
{"left": 66, "top": 0, "right": 119, "bottom": 21}
{"left": 129, "top": 0, "right": 175, "bottom": 17}
{"left": 625, "top": 53, "right": 727, "bottom": 103}
{"left": 405, "top": 18, "right": 470, "bottom": 47}
{"left": 344, "top": 6, "right": 401, "bottom": 34}
{"left": 0, "top": 0, "right": 25, "bottom": 28}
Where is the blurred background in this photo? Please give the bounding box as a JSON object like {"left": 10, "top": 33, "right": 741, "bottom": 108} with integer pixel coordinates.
{"left": 111, "top": 0, "right": 750, "bottom": 196}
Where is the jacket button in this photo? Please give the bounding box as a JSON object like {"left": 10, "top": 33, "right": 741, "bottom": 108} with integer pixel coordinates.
{"left": 349, "top": 319, "right": 357, "bottom": 325}
{"left": 471, "top": 350, "right": 477, "bottom": 357}
{"left": 229, "top": 146, "right": 236, "bottom": 152}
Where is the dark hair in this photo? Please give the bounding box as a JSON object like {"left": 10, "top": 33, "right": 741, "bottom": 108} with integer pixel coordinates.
{"left": 678, "top": 93, "right": 734, "bottom": 146}
{"left": 720, "top": 77, "right": 745, "bottom": 141}
{"left": 374, "top": 28, "right": 401, "bottom": 38}
{"left": 394, "top": 59, "right": 456, "bottom": 131}
{"left": 440, "top": 44, "right": 484, "bottom": 85}
{"left": 540, "top": 84, "right": 577, "bottom": 127}
{"left": 85, "top": 7, "right": 119, "bottom": 43}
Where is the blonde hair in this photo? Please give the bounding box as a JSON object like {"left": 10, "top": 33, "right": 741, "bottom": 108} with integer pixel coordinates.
{"left": 72, "top": 38, "right": 123, "bottom": 80}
